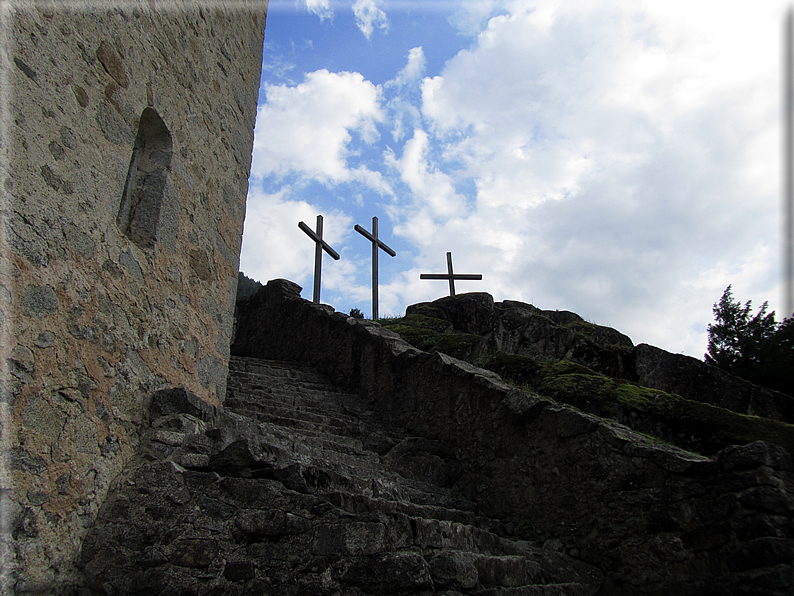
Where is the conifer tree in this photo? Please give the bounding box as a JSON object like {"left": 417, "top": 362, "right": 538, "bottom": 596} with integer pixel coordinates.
{"left": 706, "top": 286, "right": 793, "bottom": 396}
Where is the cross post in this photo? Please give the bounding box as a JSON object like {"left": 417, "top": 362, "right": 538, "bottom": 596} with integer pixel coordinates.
{"left": 420, "top": 252, "right": 482, "bottom": 297}
{"left": 354, "top": 216, "right": 396, "bottom": 319}
{"left": 298, "top": 214, "right": 340, "bottom": 304}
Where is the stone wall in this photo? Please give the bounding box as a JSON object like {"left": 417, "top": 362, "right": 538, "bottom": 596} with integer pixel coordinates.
{"left": 234, "top": 280, "right": 794, "bottom": 595}
{"left": 2, "top": 1, "right": 266, "bottom": 590}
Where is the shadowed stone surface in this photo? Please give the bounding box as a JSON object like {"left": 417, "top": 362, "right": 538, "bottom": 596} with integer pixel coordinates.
{"left": 379, "top": 294, "right": 794, "bottom": 458}
{"left": 78, "top": 356, "right": 602, "bottom": 594}
{"left": 404, "top": 293, "right": 793, "bottom": 424}
{"left": 228, "top": 279, "right": 794, "bottom": 595}
{"left": 634, "top": 343, "right": 794, "bottom": 421}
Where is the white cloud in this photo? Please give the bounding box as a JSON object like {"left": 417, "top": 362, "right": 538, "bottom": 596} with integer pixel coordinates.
{"left": 391, "top": 47, "right": 426, "bottom": 87}
{"left": 239, "top": 187, "right": 355, "bottom": 299}
{"left": 303, "top": 0, "right": 332, "bottom": 20}
{"left": 353, "top": 0, "right": 389, "bottom": 39}
{"left": 251, "top": 70, "right": 386, "bottom": 187}
{"left": 385, "top": 47, "right": 426, "bottom": 141}
{"left": 247, "top": 0, "right": 788, "bottom": 357}
{"left": 449, "top": 0, "right": 500, "bottom": 36}
{"left": 410, "top": 0, "right": 783, "bottom": 355}
{"left": 386, "top": 129, "right": 469, "bottom": 235}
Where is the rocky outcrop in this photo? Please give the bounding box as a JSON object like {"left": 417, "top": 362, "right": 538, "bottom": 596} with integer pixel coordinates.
{"left": 406, "top": 293, "right": 636, "bottom": 381}
{"left": 231, "top": 279, "right": 794, "bottom": 595}
{"left": 403, "top": 293, "right": 794, "bottom": 423}
{"left": 634, "top": 343, "right": 794, "bottom": 422}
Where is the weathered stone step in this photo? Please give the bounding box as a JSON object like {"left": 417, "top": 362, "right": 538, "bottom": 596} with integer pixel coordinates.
{"left": 248, "top": 418, "right": 379, "bottom": 463}
{"left": 224, "top": 407, "right": 366, "bottom": 459}
{"left": 229, "top": 356, "right": 361, "bottom": 392}
{"left": 154, "top": 417, "right": 476, "bottom": 519}
{"left": 229, "top": 356, "right": 346, "bottom": 391}
{"left": 245, "top": 446, "right": 477, "bottom": 516}
{"left": 228, "top": 384, "right": 351, "bottom": 411}
{"left": 224, "top": 386, "right": 372, "bottom": 427}
{"left": 225, "top": 392, "right": 370, "bottom": 436}
{"left": 427, "top": 551, "right": 540, "bottom": 590}
{"left": 326, "top": 489, "right": 480, "bottom": 527}
{"left": 471, "top": 585, "right": 593, "bottom": 596}
{"left": 227, "top": 376, "right": 358, "bottom": 402}
{"left": 229, "top": 355, "right": 329, "bottom": 378}
{"left": 226, "top": 382, "right": 358, "bottom": 411}
{"left": 153, "top": 422, "right": 472, "bottom": 520}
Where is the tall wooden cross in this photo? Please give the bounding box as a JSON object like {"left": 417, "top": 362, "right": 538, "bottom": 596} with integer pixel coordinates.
{"left": 420, "top": 252, "right": 482, "bottom": 297}
{"left": 354, "top": 216, "right": 396, "bottom": 320}
{"left": 298, "top": 215, "right": 340, "bottom": 304}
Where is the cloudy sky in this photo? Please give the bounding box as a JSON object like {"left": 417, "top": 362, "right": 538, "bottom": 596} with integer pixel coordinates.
{"left": 239, "top": 0, "right": 791, "bottom": 358}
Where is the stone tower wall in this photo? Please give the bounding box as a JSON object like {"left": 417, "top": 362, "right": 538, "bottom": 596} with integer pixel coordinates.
{"left": 1, "top": 1, "right": 267, "bottom": 589}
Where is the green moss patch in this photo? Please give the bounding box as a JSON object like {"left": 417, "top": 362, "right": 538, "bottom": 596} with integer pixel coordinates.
{"left": 541, "top": 373, "right": 794, "bottom": 455}
{"left": 380, "top": 313, "right": 450, "bottom": 333}
{"left": 564, "top": 320, "right": 598, "bottom": 338}
{"left": 380, "top": 315, "right": 479, "bottom": 359}
{"left": 404, "top": 304, "right": 449, "bottom": 322}
{"left": 543, "top": 360, "right": 600, "bottom": 378}
{"left": 484, "top": 352, "right": 543, "bottom": 386}
{"left": 379, "top": 312, "right": 794, "bottom": 455}
{"left": 432, "top": 333, "right": 482, "bottom": 360}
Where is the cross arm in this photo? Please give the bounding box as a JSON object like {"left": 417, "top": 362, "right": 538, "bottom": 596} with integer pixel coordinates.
{"left": 298, "top": 221, "right": 341, "bottom": 260}
{"left": 420, "top": 274, "right": 483, "bottom": 280}
{"left": 354, "top": 224, "right": 396, "bottom": 257}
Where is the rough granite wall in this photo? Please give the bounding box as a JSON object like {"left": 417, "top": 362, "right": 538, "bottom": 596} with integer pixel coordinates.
{"left": 1, "top": 1, "right": 266, "bottom": 591}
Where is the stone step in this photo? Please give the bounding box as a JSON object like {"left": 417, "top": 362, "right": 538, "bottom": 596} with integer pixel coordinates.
{"left": 228, "top": 356, "right": 360, "bottom": 393}
{"left": 226, "top": 381, "right": 356, "bottom": 406}
{"left": 225, "top": 392, "right": 370, "bottom": 436}
{"left": 428, "top": 551, "right": 541, "bottom": 591}
{"left": 226, "top": 377, "right": 368, "bottom": 420}
{"left": 325, "top": 489, "right": 481, "bottom": 528}
{"left": 471, "top": 585, "right": 593, "bottom": 596}
{"left": 228, "top": 356, "right": 341, "bottom": 389}
{"left": 154, "top": 418, "right": 478, "bottom": 519}
{"left": 227, "top": 375, "right": 357, "bottom": 401}
{"left": 227, "top": 404, "right": 369, "bottom": 451}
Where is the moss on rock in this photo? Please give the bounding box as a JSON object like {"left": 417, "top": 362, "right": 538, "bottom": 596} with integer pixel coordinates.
{"left": 381, "top": 314, "right": 479, "bottom": 359}
{"left": 484, "top": 352, "right": 543, "bottom": 387}
{"left": 378, "top": 300, "right": 794, "bottom": 456}
{"left": 541, "top": 372, "right": 794, "bottom": 455}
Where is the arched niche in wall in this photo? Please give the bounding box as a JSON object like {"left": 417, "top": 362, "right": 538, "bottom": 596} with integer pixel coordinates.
{"left": 117, "top": 107, "right": 173, "bottom": 249}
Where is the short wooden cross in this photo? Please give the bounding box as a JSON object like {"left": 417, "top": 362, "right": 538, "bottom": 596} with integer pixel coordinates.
{"left": 355, "top": 216, "right": 396, "bottom": 319}
{"left": 298, "top": 214, "right": 340, "bottom": 304}
{"left": 420, "top": 252, "right": 482, "bottom": 297}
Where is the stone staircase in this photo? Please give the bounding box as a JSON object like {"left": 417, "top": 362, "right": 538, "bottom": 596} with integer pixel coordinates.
{"left": 77, "top": 355, "right": 602, "bottom": 595}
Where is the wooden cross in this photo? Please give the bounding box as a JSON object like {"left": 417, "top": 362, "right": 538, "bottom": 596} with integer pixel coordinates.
{"left": 298, "top": 215, "right": 340, "bottom": 304}
{"left": 420, "top": 252, "right": 482, "bottom": 297}
{"left": 355, "top": 216, "right": 396, "bottom": 320}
